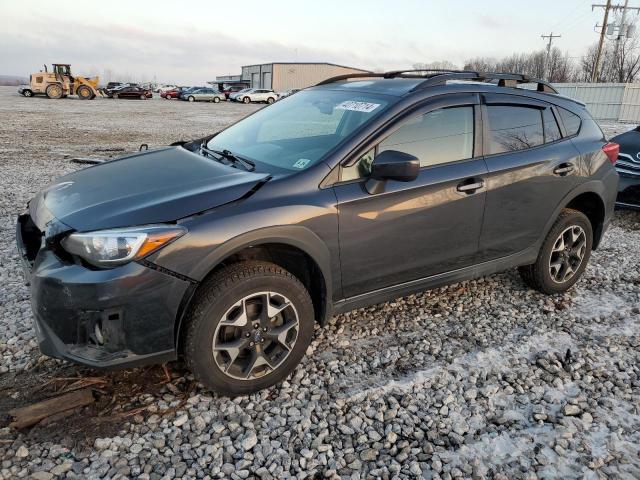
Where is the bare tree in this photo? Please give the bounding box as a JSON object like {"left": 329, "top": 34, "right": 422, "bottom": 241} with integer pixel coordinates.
{"left": 463, "top": 57, "right": 498, "bottom": 72}
{"left": 611, "top": 33, "right": 640, "bottom": 82}
{"left": 547, "top": 48, "right": 575, "bottom": 82}
{"left": 411, "top": 60, "right": 459, "bottom": 71}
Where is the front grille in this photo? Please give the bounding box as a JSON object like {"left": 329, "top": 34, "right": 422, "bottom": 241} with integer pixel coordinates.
{"left": 616, "top": 153, "right": 640, "bottom": 177}
{"left": 19, "top": 214, "right": 43, "bottom": 262}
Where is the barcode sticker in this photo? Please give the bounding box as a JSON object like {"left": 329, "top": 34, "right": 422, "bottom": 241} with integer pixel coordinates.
{"left": 335, "top": 101, "right": 381, "bottom": 113}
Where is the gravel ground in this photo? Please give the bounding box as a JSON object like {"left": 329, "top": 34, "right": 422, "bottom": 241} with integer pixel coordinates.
{"left": 0, "top": 85, "right": 639, "bottom": 479}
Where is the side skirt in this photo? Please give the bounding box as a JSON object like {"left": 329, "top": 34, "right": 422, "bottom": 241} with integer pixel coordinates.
{"left": 332, "top": 246, "right": 538, "bottom": 315}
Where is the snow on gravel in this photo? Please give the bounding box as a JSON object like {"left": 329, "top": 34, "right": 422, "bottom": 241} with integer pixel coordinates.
{"left": 0, "top": 86, "right": 639, "bottom": 479}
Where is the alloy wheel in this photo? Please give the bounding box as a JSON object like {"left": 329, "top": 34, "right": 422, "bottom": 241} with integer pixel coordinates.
{"left": 212, "top": 291, "right": 300, "bottom": 380}
{"left": 549, "top": 225, "right": 587, "bottom": 283}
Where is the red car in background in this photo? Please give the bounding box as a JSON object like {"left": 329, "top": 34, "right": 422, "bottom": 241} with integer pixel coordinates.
{"left": 161, "top": 88, "right": 183, "bottom": 99}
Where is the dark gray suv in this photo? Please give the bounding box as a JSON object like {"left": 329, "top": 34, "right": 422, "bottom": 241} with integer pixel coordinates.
{"left": 17, "top": 70, "right": 619, "bottom": 394}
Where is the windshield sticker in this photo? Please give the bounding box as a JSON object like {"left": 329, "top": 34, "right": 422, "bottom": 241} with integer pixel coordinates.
{"left": 292, "top": 158, "right": 311, "bottom": 169}
{"left": 335, "top": 101, "right": 381, "bottom": 113}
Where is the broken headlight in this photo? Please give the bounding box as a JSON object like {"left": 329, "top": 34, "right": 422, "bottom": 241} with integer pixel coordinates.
{"left": 61, "top": 225, "right": 186, "bottom": 267}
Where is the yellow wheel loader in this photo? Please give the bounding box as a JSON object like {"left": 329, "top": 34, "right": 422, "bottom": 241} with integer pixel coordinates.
{"left": 22, "top": 64, "right": 102, "bottom": 100}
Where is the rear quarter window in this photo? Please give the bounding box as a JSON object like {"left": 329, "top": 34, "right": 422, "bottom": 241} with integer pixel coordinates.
{"left": 558, "top": 108, "right": 582, "bottom": 136}
{"left": 543, "top": 108, "right": 562, "bottom": 143}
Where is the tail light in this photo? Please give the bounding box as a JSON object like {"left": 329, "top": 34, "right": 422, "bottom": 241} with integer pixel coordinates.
{"left": 602, "top": 142, "right": 619, "bottom": 164}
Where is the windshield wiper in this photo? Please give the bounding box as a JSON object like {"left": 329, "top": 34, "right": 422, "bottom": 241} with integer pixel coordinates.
{"left": 200, "top": 143, "right": 255, "bottom": 171}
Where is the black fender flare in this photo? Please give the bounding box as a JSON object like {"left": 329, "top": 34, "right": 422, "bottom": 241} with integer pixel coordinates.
{"left": 174, "top": 225, "right": 334, "bottom": 349}
{"left": 540, "top": 178, "right": 610, "bottom": 250}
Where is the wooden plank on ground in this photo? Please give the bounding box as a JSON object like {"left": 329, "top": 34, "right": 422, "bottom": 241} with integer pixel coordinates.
{"left": 8, "top": 388, "right": 94, "bottom": 429}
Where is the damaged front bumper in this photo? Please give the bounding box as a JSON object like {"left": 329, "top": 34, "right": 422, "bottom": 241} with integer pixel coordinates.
{"left": 17, "top": 214, "right": 192, "bottom": 369}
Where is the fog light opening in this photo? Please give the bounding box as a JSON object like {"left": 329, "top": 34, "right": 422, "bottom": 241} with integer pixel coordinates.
{"left": 93, "top": 320, "right": 105, "bottom": 346}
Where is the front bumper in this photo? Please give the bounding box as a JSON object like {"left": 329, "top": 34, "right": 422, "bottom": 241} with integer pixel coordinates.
{"left": 616, "top": 173, "right": 640, "bottom": 210}
{"left": 17, "top": 214, "right": 192, "bottom": 369}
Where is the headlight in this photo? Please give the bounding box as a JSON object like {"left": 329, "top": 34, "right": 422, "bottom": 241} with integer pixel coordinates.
{"left": 61, "top": 225, "right": 186, "bottom": 268}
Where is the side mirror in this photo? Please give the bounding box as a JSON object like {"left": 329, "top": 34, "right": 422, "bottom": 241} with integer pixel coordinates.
{"left": 366, "top": 150, "right": 420, "bottom": 194}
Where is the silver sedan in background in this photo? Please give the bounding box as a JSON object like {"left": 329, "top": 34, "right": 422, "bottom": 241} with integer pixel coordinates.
{"left": 183, "top": 88, "right": 226, "bottom": 103}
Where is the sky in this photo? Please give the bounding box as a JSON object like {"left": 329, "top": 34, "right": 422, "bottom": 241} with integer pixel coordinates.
{"left": 0, "top": 0, "right": 631, "bottom": 84}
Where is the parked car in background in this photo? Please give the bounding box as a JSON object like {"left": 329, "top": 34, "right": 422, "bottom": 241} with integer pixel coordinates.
{"left": 228, "top": 88, "right": 252, "bottom": 102}
{"left": 18, "top": 84, "right": 34, "bottom": 97}
{"left": 183, "top": 88, "right": 225, "bottom": 103}
{"left": 156, "top": 84, "right": 177, "bottom": 93}
{"left": 277, "top": 89, "right": 300, "bottom": 100}
{"left": 104, "top": 83, "right": 137, "bottom": 98}
{"left": 112, "top": 86, "right": 152, "bottom": 99}
{"left": 102, "top": 82, "right": 122, "bottom": 95}
{"left": 234, "top": 88, "right": 278, "bottom": 104}
{"left": 222, "top": 85, "right": 247, "bottom": 99}
{"left": 610, "top": 126, "right": 640, "bottom": 209}
{"left": 179, "top": 87, "right": 206, "bottom": 99}
{"left": 17, "top": 70, "right": 618, "bottom": 395}
{"left": 161, "top": 88, "right": 183, "bottom": 99}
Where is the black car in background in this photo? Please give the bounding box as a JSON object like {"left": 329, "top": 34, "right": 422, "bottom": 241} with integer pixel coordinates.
{"left": 610, "top": 126, "right": 640, "bottom": 209}
{"left": 17, "top": 70, "right": 619, "bottom": 394}
{"left": 112, "top": 86, "right": 153, "bottom": 99}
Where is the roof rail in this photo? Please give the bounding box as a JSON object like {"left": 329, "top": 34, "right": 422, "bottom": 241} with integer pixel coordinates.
{"left": 316, "top": 69, "right": 558, "bottom": 94}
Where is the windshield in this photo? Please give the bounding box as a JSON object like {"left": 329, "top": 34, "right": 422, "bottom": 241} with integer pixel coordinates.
{"left": 207, "top": 89, "right": 394, "bottom": 172}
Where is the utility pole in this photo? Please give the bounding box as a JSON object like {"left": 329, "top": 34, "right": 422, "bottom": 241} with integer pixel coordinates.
{"left": 541, "top": 32, "right": 561, "bottom": 79}
{"left": 542, "top": 32, "right": 562, "bottom": 54}
{"left": 592, "top": 0, "right": 613, "bottom": 82}
{"left": 592, "top": 2, "right": 640, "bottom": 81}
{"left": 615, "top": 0, "right": 630, "bottom": 58}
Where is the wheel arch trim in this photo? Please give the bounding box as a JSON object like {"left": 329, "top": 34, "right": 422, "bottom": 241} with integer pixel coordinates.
{"left": 541, "top": 179, "right": 610, "bottom": 250}
{"left": 172, "top": 225, "right": 333, "bottom": 350}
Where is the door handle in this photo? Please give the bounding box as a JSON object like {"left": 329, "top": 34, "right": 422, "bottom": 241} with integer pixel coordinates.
{"left": 456, "top": 180, "right": 484, "bottom": 193}
{"left": 553, "top": 163, "right": 575, "bottom": 176}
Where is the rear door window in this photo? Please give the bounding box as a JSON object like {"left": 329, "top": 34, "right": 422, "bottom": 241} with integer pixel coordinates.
{"left": 558, "top": 108, "right": 582, "bottom": 136}
{"left": 486, "top": 105, "right": 544, "bottom": 154}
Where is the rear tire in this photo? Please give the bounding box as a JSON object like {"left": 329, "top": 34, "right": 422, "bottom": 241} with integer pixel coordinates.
{"left": 113, "top": 93, "right": 119, "bottom": 99}
{"left": 77, "top": 85, "right": 92, "bottom": 100}
{"left": 519, "top": 208, "right": 592, "bottom": 294}
{"left": 46, "top": 84, "right": 63, "bottom": 99}
{"left": 184, "top": 261, "right": 314, "bottom": 395}
{"left": 213, "top": 96, "right": 220, "bottom": 103}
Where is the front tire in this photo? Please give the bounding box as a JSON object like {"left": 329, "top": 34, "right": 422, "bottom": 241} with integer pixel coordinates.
{"left": 188, "top": 96, "right": 195, "bottom": 102}
{"left": 77, "top": 85, "right": 92, "bottom": 100}
{"left": 243, "top": 96, "right": 251, "bottom": 104}
{"left": 519, "top": 208, "right": 592, "bottom": 294}
{"left": 184, "top": 261, "right": 314, "bottom": 395}
{"left": 267, "top": 97, "right": 275, "bottom": 104}
{"left": 22, "top": 90, "right": 33, "bottom": 97}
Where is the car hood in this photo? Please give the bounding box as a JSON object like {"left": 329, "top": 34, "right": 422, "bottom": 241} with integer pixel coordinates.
{"left": 31, "top": 146, "right": 269, "bottom": 232}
